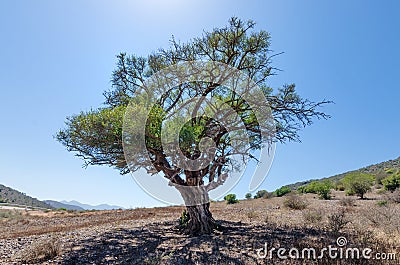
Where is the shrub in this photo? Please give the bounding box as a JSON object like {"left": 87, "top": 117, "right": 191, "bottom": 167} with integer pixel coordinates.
{"left": 254, "top": 190, "right": 268, "bottom": 199}
{"left": 18, "top": 237, "right": 61, "bottom": 263}
{"left": 302, "top": 209, "right": 323, "bottom": 225}
{"left": 245, "top": 193, "right": 252, "bottom": 199}
{"left": 246, "top": 210, "right": 257, "bottom": 222}
{"left": 297, "top": 185, "right": 307, "bottom": 193}
{"left": 339, "top": 197, "right": 355, "bottom": 207}
{"left": 343, "top": 172, "right": 374, "bottom": 199}
{"left": 385, "top": 189, "right": 400, "bottom": 203}
{"left": 334, "top": 181, "right": 346, "bottom": 191}
{"left": 377, "top": 200, "right": 388, "bottom": 207}
{"left": 327, "top": 209, "right": 349, "bottom": 235}
{"left": 382, "top": 171, "right": 400, "bottom": 192}
{"left": 224, "top": 194, "right": 239, "bottom": 204}
{"left": 283, "top": 194, "right": 307, "bottom": 210}
{"left": 274, "top": 186, "right": 291, "bottom": 197}
{"left": 179, "top": 210, "right": 189, "bottom": 227}
{"left": 297, "top": 180, "right": 332, "bottom": 200}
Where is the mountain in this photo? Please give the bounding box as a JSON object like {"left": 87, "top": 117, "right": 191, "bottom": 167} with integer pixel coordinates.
{"left": 61, "top": 200, "right": 124, "bottom": 210}
{"left": 287, "top": 156, "right": 400, "bottom": 189}
{"left": 0, "top": 184, "right": 53, "bottom": 209}
{"left": 44, "top": 200, "right": 84, "bottom": 211}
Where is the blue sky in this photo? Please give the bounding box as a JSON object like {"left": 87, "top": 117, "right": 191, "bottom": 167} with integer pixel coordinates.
{"left": 0, "top": 0, "right": 399, "bottom": 208}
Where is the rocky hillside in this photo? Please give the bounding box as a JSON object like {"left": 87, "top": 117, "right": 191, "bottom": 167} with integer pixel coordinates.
{"left": 287, "top": 156, "right": 400, "bottom": 189}
{"left": 0, "top": 184, "right": 52, "bottom": 209}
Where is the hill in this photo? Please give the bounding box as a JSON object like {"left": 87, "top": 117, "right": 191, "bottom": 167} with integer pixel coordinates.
{"left": 44, "top": 200, "right": 84, "bottom": 211}
{"left": 287, "top": 156, "right": 400, "bottom": 189}
{"left": 0, "top": 184, "right": 53, "bottom": 209}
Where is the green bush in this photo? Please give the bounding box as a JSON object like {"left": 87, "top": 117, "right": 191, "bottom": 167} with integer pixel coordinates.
{"left": 275, "top": 186, "right": 291, "bottom": 197}
{"left": 343, "top": 172, "right": 374, "bottom": 199}
{"left": 224, "top": 194, "right": 239, "bottom": 204}
{"left": 297, "top": 180, "right": 332, "bottom": 200}
{"left": 254, "top": 190, "right": 268, "bottom": 199}
{"left": 382, "top": 171, "right": 400, "bottom": 192}
{"left": 245, "top": 193, "right": 252, "bottom": 199}
{"left": 179, "top": 210, "right": 190, "bottom": 227}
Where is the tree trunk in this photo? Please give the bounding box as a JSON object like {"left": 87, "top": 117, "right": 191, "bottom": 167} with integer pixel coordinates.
{"left": 174, "top": 176, "right": 220, "bottom": 236}
{"left": 184, "top": 202, "right": 218, "bottom": 236}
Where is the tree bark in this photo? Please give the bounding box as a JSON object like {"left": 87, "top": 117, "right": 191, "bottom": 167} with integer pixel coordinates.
{"left": 184, "top": 202, "right": 218, "bottom": 236}
{"left": 173, "top": 175, "right": 220, "bottom": 236}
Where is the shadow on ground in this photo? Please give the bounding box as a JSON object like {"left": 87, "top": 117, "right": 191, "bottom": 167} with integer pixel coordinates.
{"left": 60, "top": 220, "right": 376, "bottom": 265}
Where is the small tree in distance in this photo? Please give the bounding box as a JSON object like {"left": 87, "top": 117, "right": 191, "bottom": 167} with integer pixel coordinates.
{"left": 224, "top": 194, "right": 239, "bottom": 204}
{"left": 343, "top": 172, "right": 374, "bottom": 199}
{"left": 245, "top": 193, "right": 252, "bottom": 199}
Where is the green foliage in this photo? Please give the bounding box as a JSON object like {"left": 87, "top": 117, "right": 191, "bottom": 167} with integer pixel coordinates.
{"left": 377, "top": 200, "right": 388, "bottom": 207}
{"left": 57, "top": 208, "right": 67, "bottom": 211}
{"left": 382, "top": 170, "right": 400, "bottom": 192}
{"left": 254, "top": 190, "right": 268, "bottom": 199}
{"left": 297, "top": 180, "right": 332, "bottom": 200}
{"left": 179, "top": 210, "right": 190, "bottom": 227}
{"left": 343, "top": 172, "right": 374, "bottom": 199}
{"left": 274, "top": 186, "right": 291, "bottom": 197}
{"left": 334, "top": 181, "right": 346, "bottom": 191}
{"left": 56, "top": 17, "right": 331, "bottom": 183}
{"left": 245, "top": 193, "right": 252, "bottom": 199}
{"left": 224, "top": 194, "right": 239, "bottom": 204}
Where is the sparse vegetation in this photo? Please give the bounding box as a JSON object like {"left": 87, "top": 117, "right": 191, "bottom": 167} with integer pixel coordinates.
{"left": 283, "top": 194, "right": 307, "bottom": 210}
{"left": 339, "top": 197, "right": 356, "bottom": 207}
{"left": 18, "top": 237, "right": 61, "bottom": 263}
{"left": 302, "top": 209, "right": 323, "bottom": 225}
{"left": 327, "top": 208, "right": 349, "bottom": 235}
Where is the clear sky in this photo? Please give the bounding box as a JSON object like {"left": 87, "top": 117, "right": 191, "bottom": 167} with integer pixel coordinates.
{"left": 0, "top": 0, "right": 399, "bottom": 208}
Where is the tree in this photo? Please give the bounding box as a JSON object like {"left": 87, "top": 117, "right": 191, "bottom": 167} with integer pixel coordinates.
{"left": 343, "top": 172, "right": 374, "bottom": 199}
{"left": 382, "top": 170, "right": 400, "bottom": 192}
{"left": 274, "top": 186, "right": 291, "bottom": 197}
{"left": 254, "top": 189, "right": 269, "bottom": 199}
{"left": 298, "top": 180, "right": 332, "bottom": 200}
{"left": 224, "top": 194, "right": 239, "bottom": 204}
{"left": 56, "top": 17, "right": 330, "bottom": 235}
{"left": 245, "top": 193, "right": 252, "bottom": 199}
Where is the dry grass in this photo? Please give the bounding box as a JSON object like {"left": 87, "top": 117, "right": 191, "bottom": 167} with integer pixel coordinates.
{"left": 17, "top": 236, "right": 62, "bottom": 264}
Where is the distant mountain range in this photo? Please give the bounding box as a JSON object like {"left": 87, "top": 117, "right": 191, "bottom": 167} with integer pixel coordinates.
{"left": 60, "top": 200, "right": 124, "bottom": 210}
{"left": 44, "top": 200, "right": 85, "bottom": 211}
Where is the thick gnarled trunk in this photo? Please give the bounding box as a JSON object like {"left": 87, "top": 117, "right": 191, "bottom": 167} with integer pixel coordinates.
{"left": 184, "top": 202, "right": 217, "bottom": 235}
{"left": 174, "top": 176, "right": 220, "bottom": 236}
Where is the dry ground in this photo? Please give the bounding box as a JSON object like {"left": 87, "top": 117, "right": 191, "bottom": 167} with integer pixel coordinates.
{"left": 1, "top": 190, "right": 399, "bottom": 264}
